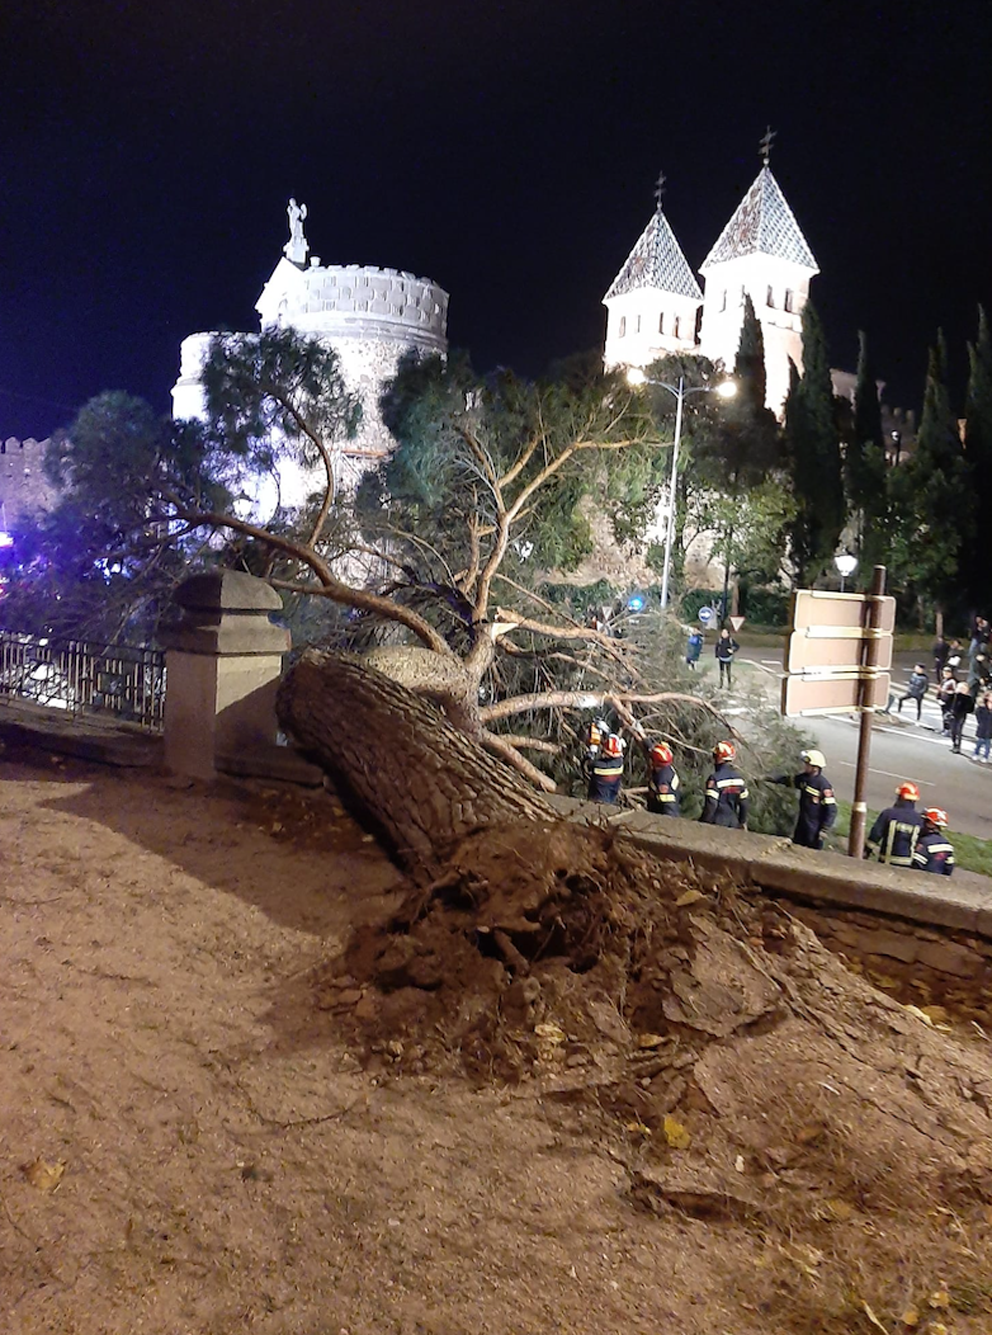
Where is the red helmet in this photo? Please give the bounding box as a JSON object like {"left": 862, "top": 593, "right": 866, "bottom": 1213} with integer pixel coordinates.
{"left": 713, "top": 740, "right": 736, "bottom": 763}
{"left": 650, "top": 742, "right": 673, "bottom": 767}
{"left": 923, "top": 807, "right": 948, "bottom": 828}
{"left": 896, "top": 781, "right": 920, "bottom": 801}
{"left": 602, "top": 733, "right": 624, "bottom": 758}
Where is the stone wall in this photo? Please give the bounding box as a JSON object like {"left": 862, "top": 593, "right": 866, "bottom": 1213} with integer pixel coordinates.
{"left": 0, "top": 437, "right": 57, "bottom": 528}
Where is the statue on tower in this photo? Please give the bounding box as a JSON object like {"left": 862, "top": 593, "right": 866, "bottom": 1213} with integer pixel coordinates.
{"left": 284, "top": 198, "right": 309, "bottom": 265}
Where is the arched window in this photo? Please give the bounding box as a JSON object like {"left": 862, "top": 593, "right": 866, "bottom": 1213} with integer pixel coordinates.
{"left": 673, "top": 316, "right": 681, "bottom": 339}
{"left": 619, "top": 316, "right": 626, "bottom": 337}
{"left": 784, "top": 289, "right": 794, "bottom": 313}
{"left": 767, "top": 285, "right": 775, "bottom": 308}
{"left": 658, "top": 313, "right": 665, "bottom": 334}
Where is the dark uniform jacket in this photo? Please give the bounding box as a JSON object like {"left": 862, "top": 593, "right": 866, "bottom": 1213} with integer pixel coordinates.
{"left": 699, "top": 762, "right": 749, "bottom": 828}
{"left": 788, "top": 770, "right": 837, "bottom": 848}
{"left": 866, "top": 799, "right": 924, "bottom": 867}
{"left": 912, "top": 830, "right": 955, "bottom": 875}
{"left": 647, "top": 763, "right": 681, "bottom": 816}
{"left": 587, "top": 753, "right": 623, "bottom": 804}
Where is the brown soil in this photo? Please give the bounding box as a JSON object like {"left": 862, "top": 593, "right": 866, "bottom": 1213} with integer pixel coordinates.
{"left": 3, "top": 750, "right": 992, "bottom": 1334}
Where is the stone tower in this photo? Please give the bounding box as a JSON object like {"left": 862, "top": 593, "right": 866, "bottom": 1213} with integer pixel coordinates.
{"left": 172, "top": 202, "right": 449, "bottom": 510}
{"left": 697, "top": 163, "right": 818, "bottom": 416}
{"left": 602, "top": 190, "right": 702, "bottom": 373}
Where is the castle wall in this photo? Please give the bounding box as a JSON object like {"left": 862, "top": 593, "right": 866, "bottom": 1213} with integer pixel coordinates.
{"left": 0, "top": 437, "right": 57, "bottom": 529}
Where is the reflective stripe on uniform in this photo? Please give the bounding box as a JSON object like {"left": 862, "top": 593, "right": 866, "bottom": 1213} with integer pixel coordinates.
{"left": 595, "top": 763, "right": 623, "bottom": 778}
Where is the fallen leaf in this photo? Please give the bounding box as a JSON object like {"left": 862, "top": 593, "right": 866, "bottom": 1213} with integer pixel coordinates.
{"left": 928, "top": 1289, "right": 950, "bottom": 1310}
{"left": 901, "top": 1309, "right": 919, "bottom": 1328}
{"left": 21, "top": 1159, "right": 66, "bottom": 1193}
{"left": 861, "top": 1300, "right": 887, "bottom": 1332}
{"left": 920, "top": 1005, "right": 950, "bottom": 1025}
{"left": 675, "top": 889, "right": 705, "bottom": 907}
{"left": 904, "top": 1004, "right": 934, "bottom": 1026}
{"left": 637, "top": 1033, "right": 667, "bottom": 1049}
{"left": 624, "top": 1121, "right": 651, "bottom": 1136}
{"left": 534, "top": 1023, "right": 565, "bottom": 1044}
{"left": 662, "top": 1115, "right": 691, "bottom": 1149}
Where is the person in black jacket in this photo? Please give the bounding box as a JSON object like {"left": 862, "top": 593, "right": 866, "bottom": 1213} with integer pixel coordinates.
{"left": 644, "top": 740, "right": 681, "bottom": 816}
{"left": 767, "top": 748, "right": 838, "bottom": 849}
{"left": 699, "top": 740, "right": 749, "bottom": 828}
{"left": 714, "top": 628, "right": 740, "bottom": 688}
{"left": 895, "top": 663, "right": 929, "bottom": 721}
{"left": 949, "top": 681, "right": 974, "bottom": 754}
{"left": 587, "top": 732, "right": 625, "bottom": 803}
{"left": 866, "top": 781, "right": 925, "bottom": 866}
{"left": 912, "top": 807, "right": 955, "bottom": 875}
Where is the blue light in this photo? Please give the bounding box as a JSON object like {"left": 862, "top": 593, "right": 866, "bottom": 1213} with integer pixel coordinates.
{"left": 627, "top": 594, "right": 645, "bottom": 612}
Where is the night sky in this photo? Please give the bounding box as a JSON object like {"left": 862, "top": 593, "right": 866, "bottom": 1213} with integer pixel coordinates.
{"left": 2, "top": 0, "right": 989, "bottom": 441}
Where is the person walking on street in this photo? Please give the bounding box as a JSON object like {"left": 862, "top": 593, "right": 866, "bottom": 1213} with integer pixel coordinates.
{"left": 974, "top": 691, "right": 992, "bottom": 762}
{"left": 587, "top": 732, "right": 626, "bottom": 803}
{"left": 893, "top": 663, "right": 929, "bottom": 721}
{"left": 912, "top": 808, "right": 955, "bottom": 875}
{"left": 950, "top": 681, "right": 974, "bottom": 754}
{"left": 767, "top": 748, "right": 837, "bottom": 849}
{"left": 933, "top": 635, "right": 950, "bottom": 679}
{"left": 644, "top": 740, "right": 681, "bottom": 816}
{"left": 714, "top": 628, "right": 740, "bottom": 689}
{"left": 947, "top": 640, "right": 963, "bottom": 674}
{"left": 937, "top": 666, "right": 957, "bottom": 734}
{"left": 699, "top": 740, "right": 749, "bottom": 828}
{"left": 686, "top": 630, "right": 703, "bottom": 670}
{"left": 865, "top": 782, "right": 925, "bottom": 867}
{"left": 968, "top": 652, "right": 991, "bottom": 694}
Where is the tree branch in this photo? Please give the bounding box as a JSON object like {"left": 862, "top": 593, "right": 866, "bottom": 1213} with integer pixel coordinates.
{"left": 480, "top": 730, "right": 558, "bottom": 792}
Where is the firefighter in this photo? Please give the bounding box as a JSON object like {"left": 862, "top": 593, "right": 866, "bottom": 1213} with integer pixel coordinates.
{"left": 911, "top": 807, "right": 955, "bottom": 876}
{"left": 587, "top": 732, "right": 625, "bottom": 804}
{"left": 865, "top": 781, "right": 925, "bottom": 867}
{"left": 645, "top": 740, "right": 681, "bottom": 816}
{"left": 699, "top": 740, "right": 749, "bottom": 829}
{"left": 768, "top": 748, "right": 837, "bottom": 849}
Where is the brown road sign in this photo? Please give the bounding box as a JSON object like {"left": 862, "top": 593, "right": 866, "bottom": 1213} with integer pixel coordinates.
{"left": 786, "top": 630, "right": 893, "bottom": 673}
{"left": 781, "top": 671, "right": 891, "bottom": 717}
{"left": 791, "top": 590, "right": 896, "bottom": 634}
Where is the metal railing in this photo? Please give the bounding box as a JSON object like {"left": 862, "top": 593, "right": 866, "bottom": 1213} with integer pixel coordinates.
{"left": 0, "top": 631, "right": 166, "bottom": 732}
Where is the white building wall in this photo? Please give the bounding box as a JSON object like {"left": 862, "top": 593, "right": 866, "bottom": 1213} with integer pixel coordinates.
{"left": 603, "top": 290, "right": 700, "bottom": 371}
{"left": 698, "top": 254, "right": 811, "bottom": 416}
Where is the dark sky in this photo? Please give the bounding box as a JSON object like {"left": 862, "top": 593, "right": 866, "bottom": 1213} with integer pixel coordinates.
{"left": 1, "top": 0, "right": 989, "bottom": 440}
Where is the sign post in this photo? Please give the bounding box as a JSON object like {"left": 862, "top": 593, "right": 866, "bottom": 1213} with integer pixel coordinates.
{"left": 848, "top": 565, "right": 887, "bottom": 860}
{"left": 780, "top": 566, "right": 893, "bottom": 858}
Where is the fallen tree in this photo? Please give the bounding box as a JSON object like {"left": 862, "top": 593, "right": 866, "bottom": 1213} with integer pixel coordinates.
{"left": 279, "top": 651, "right": 992, "bottom": 1333}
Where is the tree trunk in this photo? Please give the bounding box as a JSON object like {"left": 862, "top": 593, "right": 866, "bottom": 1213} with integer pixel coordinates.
{"left": 277, "top": 650, "right": 552, "bottom": 878}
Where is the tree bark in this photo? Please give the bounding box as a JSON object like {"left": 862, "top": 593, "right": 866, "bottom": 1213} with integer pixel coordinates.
{"left": 277, "top": 650, "right": 553, "bottom": 878}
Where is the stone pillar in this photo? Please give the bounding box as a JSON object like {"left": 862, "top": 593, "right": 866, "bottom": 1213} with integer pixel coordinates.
{"left": 161, "top": 571, "right": 291, "bottom": 780}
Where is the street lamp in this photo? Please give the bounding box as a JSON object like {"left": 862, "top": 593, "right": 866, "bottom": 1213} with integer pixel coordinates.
{"left": 834, "top": 551, "right": 858, "bottom": 593}
{"left": 627, "top": 366, "right": 736, "bottom": 609}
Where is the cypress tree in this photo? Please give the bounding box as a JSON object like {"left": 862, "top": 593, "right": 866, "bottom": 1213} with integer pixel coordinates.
{"left": 735, "top": 293, "right": 767, "bottom": 415}
{"left": 844, "top": 331, "right": 888, "bottom": 564}
{"left": 962, "top": 307, "right": 992, "bottom": 604}
{"left": 782, "top": 301, "right": 845, "bottom": 583}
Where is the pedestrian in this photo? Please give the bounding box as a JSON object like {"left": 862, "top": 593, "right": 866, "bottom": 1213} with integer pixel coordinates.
{"left": 968, "top": 652, "right": 991, "bottom": 693}
{"left": 714, "top": 628, "right": 740, "bottom": 689}
{"left": 699, "top": 740, "right": 749, "bottom": 829}
{"left": 946, "top": 639, "right": 963, "bottom": 674}
{"left": 933, "top": 634, "right": 950, "bottom": 679}
{"left": 895, "top": 663, "right": 929, "bottom": 721}
{"left": 686, "top": 630, "right": 703, "bottom": 670}
{"left": 911, "top": 807, "right": 955, "bottom": 876}
{"left": 974, "top": 690, "right": 992, "bottom": 763}
{"left": 767, "top": 748, "right": 838, "bottom": 849}
{"left": 936, "top": 665, "right": 957, "bottom": 734}
{"left": 587, "top": 732, "right": 625, "bottom": 804}
{"left": 969, "top": 616, "right": 990, "bottom": 662}
{"left": 949, "top": 681, "right": 974, "bottom": 754}
{"left": 644, "top": 740, "right": 681, "bottom": 816}
{"left": 865, "top": 781, "right": 925, "bottom": 867}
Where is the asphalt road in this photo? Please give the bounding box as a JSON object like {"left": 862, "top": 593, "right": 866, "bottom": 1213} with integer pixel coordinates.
{"left": 742, "top": 645, "right": 992, "bottom": 841}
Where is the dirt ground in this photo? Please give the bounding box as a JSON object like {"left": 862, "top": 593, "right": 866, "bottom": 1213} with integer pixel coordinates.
{"left": 2, "top": 749, "right": 992, "bottom": 1335}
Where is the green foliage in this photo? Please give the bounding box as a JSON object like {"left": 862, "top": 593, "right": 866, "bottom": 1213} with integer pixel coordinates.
{"left": 842, "top": 331, "right": 890, "bottom": 570}
{"left": 961, "top": 307, "right": 992, "bottom": 607}
{"left": 888, "top": 333, "right": 972, "bottom": 617}
{"left": 783, "top": 303, "right": 845, "bottom": 584}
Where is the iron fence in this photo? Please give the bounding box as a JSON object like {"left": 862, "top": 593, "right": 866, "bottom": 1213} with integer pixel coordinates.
{"left": 0, "top": 631, "right": 166, "bottom": 732}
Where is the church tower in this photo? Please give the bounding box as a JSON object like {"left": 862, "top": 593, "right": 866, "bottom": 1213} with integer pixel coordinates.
{"left": 698, "top": 135, "right": 818, "bottom": 416}
{"left": 603, "top": 176, "right": 702, "bottom": 373}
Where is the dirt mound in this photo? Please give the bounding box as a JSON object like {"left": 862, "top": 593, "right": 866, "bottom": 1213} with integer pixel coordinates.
{"left": 314, "top": 816, "right": 992, "bottom": 1332}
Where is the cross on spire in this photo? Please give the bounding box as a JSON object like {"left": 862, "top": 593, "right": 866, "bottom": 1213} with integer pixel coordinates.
{"left": 759, "top": 126, "right": 777, "bottom": 167}
{"left": 654, "top": 171, "right": 667, "bottom": 210}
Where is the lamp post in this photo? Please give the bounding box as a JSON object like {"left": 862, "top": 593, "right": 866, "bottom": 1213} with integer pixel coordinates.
{"left": 627, "top": 367, "right": 736, "bottom": 609}
{"left": 834, "top": 551, "right": 858, "bottom": 593}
